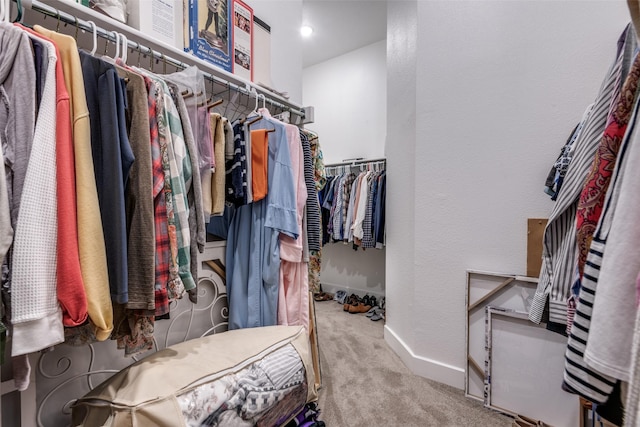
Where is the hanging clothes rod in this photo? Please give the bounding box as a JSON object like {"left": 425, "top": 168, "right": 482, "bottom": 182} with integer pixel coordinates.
{"left": 325, "top": 157, "right": 387, "bottom": 168}
{"left": 18, "top": 0, "right": 306, "bottom": 118}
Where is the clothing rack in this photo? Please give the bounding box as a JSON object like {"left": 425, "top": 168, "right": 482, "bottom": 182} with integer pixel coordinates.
{"left": 16, "top": 0, "right": 307, "bottom": 119}
{"left": 325, "top": 157, "right": 386, "bottom": 175}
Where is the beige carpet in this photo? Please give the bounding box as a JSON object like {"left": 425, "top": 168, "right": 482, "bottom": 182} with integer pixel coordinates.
{"left": 314, "top": 299, "right": 513, "bottom": 427}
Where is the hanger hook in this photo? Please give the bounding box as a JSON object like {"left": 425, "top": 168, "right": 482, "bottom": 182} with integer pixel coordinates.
{"left": 254, "top": 91, "right": 259, "bottom": 112}
{"left": 73, "top": 15, "right": 80, "bottom": 40}
{"left": 0, "top": 0, "right": 6, "bottom": 23}
{"left": 86, "top": 21, "right": 98, "bottom": 56}
{"left": 12, "top": 0, "right": 23, "bottom": 23}
{"left": 56, "top": 8, "right": 61, "bottom": 32}
{"left": 162, "top": 53, "right": 167, "bottom": 74}
{"left": 260, "top": 94, "right": 266, "bottom": 109}
{"left": 149, "top": 49, "right": 154, "bottom": 71}
{"left": 103, "top": 31, "right": 109, "bottom": 56}
{"left": 120, "top": 33, "right": 128, "bottom": 63}
{"left": 136, "top": 41, "right": 142, "bottom": 67}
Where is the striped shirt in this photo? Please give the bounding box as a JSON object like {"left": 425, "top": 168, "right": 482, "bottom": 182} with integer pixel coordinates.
{"left": 226, "top": 120, "right": 249, "bottom": 205}
{"left": 362, "top": 172, "right": 379, "bottom": 249}
{"left": 561, "top": 25, "right": 637, "bottom": 404}
{"left": 300, "top": 131, "right": 322, "bottom": 252}
{"left": 530, "top": 25, "right": 635, "bottom": 326}
{"left": 563, "top": 95, "right": 637, "bottom": 404}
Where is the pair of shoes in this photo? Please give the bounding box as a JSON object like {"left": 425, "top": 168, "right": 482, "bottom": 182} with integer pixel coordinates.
{"left": 334, "top": 291, "right": 347, "bottom": 304}
{"left": 348, "top": 302, "right": 372, "bottom": 314}
{"left": 361, "top": 295, "right": 377, "bottom": 308}
{"left": 366, "top": 306, "right": 382, "bottom": 317}
{"left": 313, "top": 292, "right": 334, "bottom": 302}
{"left": 343, "top": 294, "right": 360, "bottom": 311}
{"left": 366, "top": 306, "right": 385, "bottom": 320}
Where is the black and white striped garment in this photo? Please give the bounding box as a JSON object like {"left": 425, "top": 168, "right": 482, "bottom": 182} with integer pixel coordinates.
{"left": 361, "top": 172, "right": 379, "bottom": 249}
{"left": 300, "top": 131, "right": 322, "bottom": 252}
{"left": 529, "top": 24, "right": 636, "bottom": 326}
{"left": 563, "top": 91, "right": 639, "bottom": 404}
{"left": 625, "top": 307, "right": 640, "bottom": 426}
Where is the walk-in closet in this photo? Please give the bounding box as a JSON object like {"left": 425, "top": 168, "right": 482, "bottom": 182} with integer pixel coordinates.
{"left": 3, "top": 0, "right": 640, "bottom": 426}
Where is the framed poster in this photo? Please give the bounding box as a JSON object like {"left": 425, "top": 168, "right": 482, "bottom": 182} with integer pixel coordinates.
{"left": 232, "top": 0, "right": 253, "bottom": 81}
{"left": 189, "top": 0, "right": 233, "bottom": 72}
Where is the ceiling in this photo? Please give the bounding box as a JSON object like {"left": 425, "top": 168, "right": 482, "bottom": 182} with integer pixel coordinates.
{"left": 301, "top": 1, "right": 387, "bottom": 68}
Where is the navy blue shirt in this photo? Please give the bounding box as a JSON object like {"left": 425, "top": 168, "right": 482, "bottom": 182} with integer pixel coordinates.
{"left": 81, "top": 52, "right": 134, "bottom": 304}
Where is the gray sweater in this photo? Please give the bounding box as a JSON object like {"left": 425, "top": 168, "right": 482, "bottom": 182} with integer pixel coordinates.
{"left": 0, "top": 23, "right": 36, "bottom": 228}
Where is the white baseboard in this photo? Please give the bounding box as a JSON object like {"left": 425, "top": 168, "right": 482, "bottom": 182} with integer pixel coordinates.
{"left": 384, "top": 325, "right": 465, "bottom": 390}
{"left": 319, "top": 282, "right": 385, "bottom": 301}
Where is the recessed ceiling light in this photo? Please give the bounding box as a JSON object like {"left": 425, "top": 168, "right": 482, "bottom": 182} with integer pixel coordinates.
{"left": 300, "top": 25, "right": 313, "bottom": 37}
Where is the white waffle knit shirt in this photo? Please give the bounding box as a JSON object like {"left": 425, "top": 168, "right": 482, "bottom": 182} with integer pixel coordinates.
{"left": 10, "top": 35, "right": 63, "bottom": 356}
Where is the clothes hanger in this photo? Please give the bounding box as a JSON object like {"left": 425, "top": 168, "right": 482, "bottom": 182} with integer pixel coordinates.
{"left": 87, "top": 20, "right": 98, "bottom": 55}
{"left": 112, "top": 31, "right": 120, "bottom": 60}
{"left": 135, "top": 41, "right": 142, "bottom": 67}
{"left": 206, "top": 77, "right": 224, "bottom": 110}
{"left": 252, "top": 91, "right": 259, "bottom": 114}
{"left": 74, "top": 15, "right": 80, "bottom": 40}
{"left": 207, "top": 98, "right": 223, "bottom": 110}
{"left": 12, "top": 0, "right": 23, "bottom": 23}
{"left": 241, "top": 90, "right": 261, "bottom": 125}
{"left": 120, "top": 33, "right": 128, "bottom": 63}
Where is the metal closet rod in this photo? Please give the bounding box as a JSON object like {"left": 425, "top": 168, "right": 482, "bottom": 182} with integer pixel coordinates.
{"left": 20, "top": 0, "right": 306, "bottom": 118}
{"left": 325, "top": 157, "right": 387, "bottom": 168}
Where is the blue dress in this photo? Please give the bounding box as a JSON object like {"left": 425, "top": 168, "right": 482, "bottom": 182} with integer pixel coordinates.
{"left": 226, "top": 114, "right": 298, "bottom": 329}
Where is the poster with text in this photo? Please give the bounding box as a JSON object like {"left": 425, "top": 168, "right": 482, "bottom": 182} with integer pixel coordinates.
{"left": 189, "top": 0, "right": 233, "bottom": 72}
{"left": 233, "top": 0, "right": 253, "bottom": 81}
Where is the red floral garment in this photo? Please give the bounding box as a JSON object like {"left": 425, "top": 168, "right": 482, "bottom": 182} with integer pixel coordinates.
{"left": 576, "top": 54, "right": 640, "bottom": 278}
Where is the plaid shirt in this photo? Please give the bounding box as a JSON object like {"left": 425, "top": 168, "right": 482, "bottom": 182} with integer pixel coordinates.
{"left": 152, "top": 79, "right": 185, "bottom": 301}
{"left": 144, "top": 77, "right": 170, "bottom": 317}
{"left": 161, "top": 82, "right": 195, "bottom": 293}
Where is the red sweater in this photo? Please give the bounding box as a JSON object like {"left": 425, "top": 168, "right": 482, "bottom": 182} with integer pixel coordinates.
{"left": 19, "top": 26, "right": 88, "bottom": 327}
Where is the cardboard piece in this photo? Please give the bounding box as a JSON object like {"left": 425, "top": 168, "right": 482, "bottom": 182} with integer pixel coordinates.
{"left": 527, "top": 218, "right": 547, "bottom": 278}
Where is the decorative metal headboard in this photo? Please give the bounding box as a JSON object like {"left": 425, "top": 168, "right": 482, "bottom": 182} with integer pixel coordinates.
{"left": 31, "top": 241, "right": 228, "bottom": 427}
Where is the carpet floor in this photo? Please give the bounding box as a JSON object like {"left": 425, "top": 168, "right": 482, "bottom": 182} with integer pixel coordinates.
{"left": 314, "top": 299, "right": 513, "bottom": 427}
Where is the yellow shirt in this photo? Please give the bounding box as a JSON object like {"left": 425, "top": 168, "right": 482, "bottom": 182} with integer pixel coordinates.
{"left": 34, "top": 26, "right": 113, "bottom": 341}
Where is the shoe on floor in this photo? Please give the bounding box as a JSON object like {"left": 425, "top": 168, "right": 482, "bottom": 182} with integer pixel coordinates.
{"left": 370, "top": 311, "right": 385, "bottom": 321}
{"left": 348, "top": 303, "right": 372, "bottom": 314}
{"left": 313, "top": 292, "right": 334, "bottom": 301}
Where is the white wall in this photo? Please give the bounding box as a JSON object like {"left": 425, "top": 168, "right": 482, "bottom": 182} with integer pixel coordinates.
{"left": 385, "top": 0, "right": 631, "bottom": 389}
{"left": 303, "top": 40, "right": 387, "bottom": 163}
{"left": 303, "top": 40, "right": 387, "bottom": 298}
{"left": 249, "top": 0, "right": 303, "bottom": 104}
